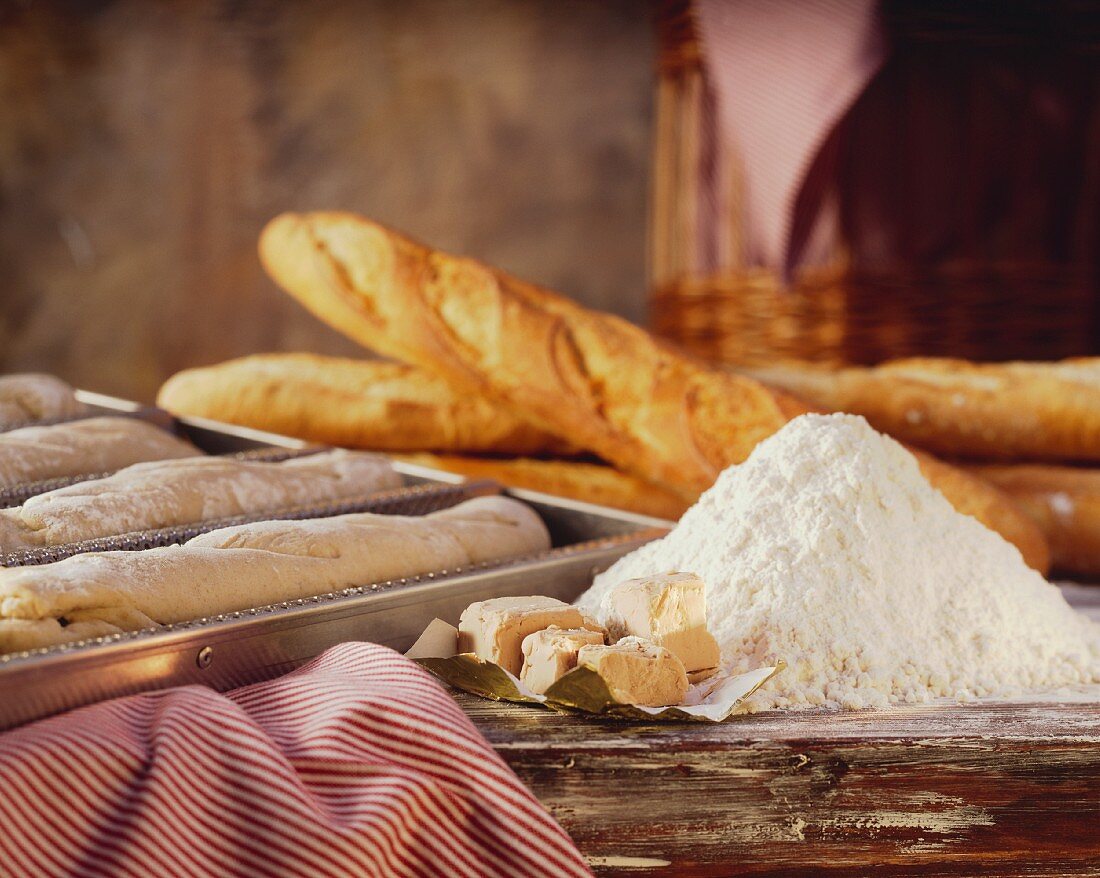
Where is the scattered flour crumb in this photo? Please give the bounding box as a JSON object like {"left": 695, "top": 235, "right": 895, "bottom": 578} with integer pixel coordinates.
{"left": 579, "top": 414, "right": 1100, "bottom": 711}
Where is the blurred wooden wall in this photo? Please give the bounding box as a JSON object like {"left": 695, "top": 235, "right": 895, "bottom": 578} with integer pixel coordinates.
{"left": 0, "top": 0, "right": 655, "bottom": 401}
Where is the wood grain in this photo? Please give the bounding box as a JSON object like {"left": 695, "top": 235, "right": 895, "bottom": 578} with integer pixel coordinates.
{"left": 461, "top": 587, "right": 1100, "bottom": 876}
{"left": 462, "top": 696, "right": 1100, "bottom": 876}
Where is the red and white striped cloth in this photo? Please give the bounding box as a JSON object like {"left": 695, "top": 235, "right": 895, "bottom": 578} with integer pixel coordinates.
{"left": 0, "top": 642, "right": 592, "bottom": 878}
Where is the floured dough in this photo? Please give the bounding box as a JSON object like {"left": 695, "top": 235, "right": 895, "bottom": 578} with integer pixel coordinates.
{"left": 0, "top": 374, "right": 87, "bottom": 427}
{"left": 0, "top": 495, "right": 550, "bottom": 652}
{"left": 0, "top": 417, "right": 201, "bottom": 489}
{"left": 0, "top": 449, "right": 401, "bottom": 551}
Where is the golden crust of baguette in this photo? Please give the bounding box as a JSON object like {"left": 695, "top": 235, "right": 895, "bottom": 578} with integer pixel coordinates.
{"left": 396, "top": 453, "right": 689, "bottom": 521}
{"left": 257, "top": 211, "right": 1048, "bottom": 571}
{"left": 746, "top": 358, "right": 1100, "bottom": 462}
{"left": 259, "top": 211, "right": 807, "bottom": 497}
{"left": 157, "top": 353, "right": 571, "bottom": 456}
{"left": 970, "top": 463, "right": 1100, "bottom": 578}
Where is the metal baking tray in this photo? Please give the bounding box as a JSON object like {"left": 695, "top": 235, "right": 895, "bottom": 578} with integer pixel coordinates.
{"left": 0, "top": 443, "right": 324, "bottom": 510}
{"left": 0, "top": 391, "right": 329, "bottom": 508}
{"left": 0, "top": 393, "right": 668, "bottom": 730}
{"left": 0, "top": 479, "right": 502, "bottom": 567}
{"left": 0, "top": 392, "right": 477, "bottom": 539}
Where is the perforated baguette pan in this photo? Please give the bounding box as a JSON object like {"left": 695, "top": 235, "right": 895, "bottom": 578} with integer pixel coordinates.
{"left": 0, "top": 479, "right": 502, "bottom": 567}
{"left": 0, "top": 391, "right": 337, "bottom": 508}
{"left": 0, "top": 393, "right": 669, "bottom": 730}
{"left": 0, "top": 393, "right": 484, "bottom": 558}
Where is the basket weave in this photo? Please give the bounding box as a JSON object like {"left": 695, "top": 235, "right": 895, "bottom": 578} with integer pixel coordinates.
{"left": 651, "top": 261, "right": 1088, "bottom": 366}
{"left": 649, "top": 0, "right": 1098, "bottom": 366}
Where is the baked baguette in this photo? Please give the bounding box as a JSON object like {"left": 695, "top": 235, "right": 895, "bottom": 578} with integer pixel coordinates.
{"left": 0, "top": 374, "right": 87, "bottom": 427}
{"left": 398, "top": 453, "right": 690, "bottom": 521}
{"left": 259, "top": 211, "right": 808, "bottom": 498}
{"left": 0, "top": 417, "right": 201, "bottom": 489}
{"left": 969, "top": 464, "right": 1100, "bottom": 578}
{"left": 157, "top": 353, "right": 570, "bottom": 456}
{"left": 0, "top": 449, "right": 400, "bottom": 551}
{"left": 745, "top": 358, "right": 1100, "bottom": 462}
{"left": 257, "top": 213, "right": 1046, "bottom": 570}
{"left": 0, "top": 495, "right": 549, "bottom": 653}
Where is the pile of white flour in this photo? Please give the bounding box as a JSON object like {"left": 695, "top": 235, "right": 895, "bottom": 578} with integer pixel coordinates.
{"left": 579, "top": 414, "right": 1100, "bottom": 710}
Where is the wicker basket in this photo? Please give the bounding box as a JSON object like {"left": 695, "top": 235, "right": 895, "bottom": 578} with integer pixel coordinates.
{"left": 649, "top": 1, "right": 1099, "bottom": 366}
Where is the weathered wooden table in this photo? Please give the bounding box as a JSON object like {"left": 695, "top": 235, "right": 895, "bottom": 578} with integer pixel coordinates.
{"left": 456, "top": 583, "right": 1100, "bottom": 875}
{"left": 461, "top": 694, "right": 1100, "bottom": 876}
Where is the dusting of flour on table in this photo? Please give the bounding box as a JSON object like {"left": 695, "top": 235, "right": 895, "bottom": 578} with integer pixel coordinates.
{"left": 578, "top": 414, "right": 1100, "bottom": 710}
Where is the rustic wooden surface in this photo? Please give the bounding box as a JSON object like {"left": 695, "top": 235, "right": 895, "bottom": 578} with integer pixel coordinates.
{"left": 461, "top": 695, "right": 1100, "bottom": 877}
{"left": 460, "top": 587, "right": 1100, "bottom": 876}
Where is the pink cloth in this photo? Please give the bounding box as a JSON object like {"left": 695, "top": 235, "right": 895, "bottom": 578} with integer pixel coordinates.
{"left": 696, "top": 0, "right": 885, "bottom": 270}
{"left": 0, "top": 642, "right": 592, "bottom": 878}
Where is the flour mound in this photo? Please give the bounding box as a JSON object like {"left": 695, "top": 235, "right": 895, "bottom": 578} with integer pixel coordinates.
{"left": 579, "top": 414, "right": 1100, "bottom": 710}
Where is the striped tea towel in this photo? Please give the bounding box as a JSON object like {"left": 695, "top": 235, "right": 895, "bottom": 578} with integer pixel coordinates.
{"left": 0, "top": 642, "right": 592, "bottom": 878}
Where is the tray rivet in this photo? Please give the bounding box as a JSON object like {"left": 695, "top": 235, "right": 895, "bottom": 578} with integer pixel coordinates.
{"left": 196, "top": 646, "right": 214, "bottom": 670}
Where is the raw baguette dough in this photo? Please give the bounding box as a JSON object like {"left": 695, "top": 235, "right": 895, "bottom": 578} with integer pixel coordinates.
{"left": 0, "top": 495, "right": 549, "bottom": 652}
{"left": 0, "top": 449, "right": 400, "bottom": 551}
{"left": 745, "top": 358, "right": 1100, "bottom": 462}
{"left": 0, "top": 374, "right": 87, "bottom": 428}
{"left": 0, "top": 417, "right": 201, "bottom": 489}
{"left": 970, "top": 463, "right": 1100, "bottom": 578}
{"left": 158, "top": 353, "right": 573, "bottom": 456}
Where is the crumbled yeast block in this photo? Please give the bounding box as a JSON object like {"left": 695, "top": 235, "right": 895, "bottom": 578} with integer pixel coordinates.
{"left": 519, "top": 626, "right": 606, "bottom": 694}
{"left": 608, "top": 572, "right": 720, "bottom": 676}
{"left": 458, "top": 596, "right": 604, "bottom": 676}
{"left": 576, "top": 636, "right": 689, "bottom": 707}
